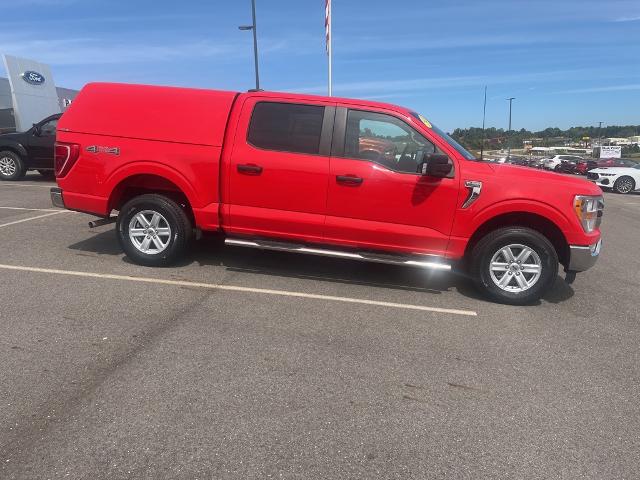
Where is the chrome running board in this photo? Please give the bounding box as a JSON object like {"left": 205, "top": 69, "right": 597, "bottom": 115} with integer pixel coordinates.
{"left": 224, "top": 237, "right": 451, "bottom": 271}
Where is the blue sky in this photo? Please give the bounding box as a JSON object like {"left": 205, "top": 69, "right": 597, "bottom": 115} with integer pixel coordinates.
{"left": 1, "top": 0, "right": 639, "bottom": 131}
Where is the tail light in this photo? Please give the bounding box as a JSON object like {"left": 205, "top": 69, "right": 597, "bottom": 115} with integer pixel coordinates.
{"left": 54, "top": 142, "right": 80, "bottom": 178}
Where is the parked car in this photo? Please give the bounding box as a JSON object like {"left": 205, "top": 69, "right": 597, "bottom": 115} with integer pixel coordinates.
{"left": 556, "top": 159, "right": 580, "bottom": 174}
{"left": 596, "top": 158, "right": 636, "bottom": 168}
{"left": 543, "top": 155, "right": 583, "bottom": 171}
{"left": 51, "top": 83, "right": 604, "bottom": 305}
{"left": 528, "top": 157, "right": 545, "bottom": 169}
{"left": 587, "top": 163, "right": 640, "bottom": 194}
{"left": 0, "top": 113, "right": 61, "bottom": 180}
{"left": 505, "top": 156, "right": 529, "bottom": 166}
{"left": 575, "top": 160, "right": 598, "bottom": 175}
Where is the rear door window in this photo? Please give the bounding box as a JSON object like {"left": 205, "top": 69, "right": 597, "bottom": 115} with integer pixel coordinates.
{"left": 247, "top": 102, "right": 325, "bottom": 155}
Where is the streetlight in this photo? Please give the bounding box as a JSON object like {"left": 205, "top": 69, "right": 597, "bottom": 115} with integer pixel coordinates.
{"left": 506, "top": 97, "right": 515, "bottom": 159}
{"left": 239, "top": 0, "right": 260, "bottom": 90}
{"left": 594, "top": 121, "right": 607, "bottom": 158}
{"left": 597, "top": 121, "right": 604, "bottom": 146}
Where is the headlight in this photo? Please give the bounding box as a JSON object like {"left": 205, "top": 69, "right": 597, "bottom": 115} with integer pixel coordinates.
{"left": 574, "top": 195, "right": 604, "bottom": 232}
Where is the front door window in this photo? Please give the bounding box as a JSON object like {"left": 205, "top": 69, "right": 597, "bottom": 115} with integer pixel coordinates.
{"left": 344, "top": 110, "right": 437, "bottom": 174}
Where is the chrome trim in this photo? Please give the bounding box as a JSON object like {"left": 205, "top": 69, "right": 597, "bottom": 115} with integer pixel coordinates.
{"left": 224, "top": 238, "right": 451, "bottom": 270}
{"left": 50, "top": 187, "right": 64, "bottom": 208}
{"left": 568, "top": 239, "right": 602, "bottom": 272}
{"left": 462, "top": 180, "right": 482, "bottom": 209}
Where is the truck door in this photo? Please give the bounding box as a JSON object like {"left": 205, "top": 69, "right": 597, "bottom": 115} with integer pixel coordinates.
{"left": 324, "top": 107, "right": 459, "bottom": 257}
{"left": 27, "top": 117, "right": 58, "bottom": 168}
{"left": 225, "top": 98, "right": 335, "bottom": 243}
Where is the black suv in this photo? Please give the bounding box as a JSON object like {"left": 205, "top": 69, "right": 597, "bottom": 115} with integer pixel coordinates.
{"left": 0, "top": 113, "right": 61, "bottom": 181}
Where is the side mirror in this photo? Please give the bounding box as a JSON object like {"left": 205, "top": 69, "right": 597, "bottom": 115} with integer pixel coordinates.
{"left": 419, "top": 154, "right": 452, "bottom": 177}
{"left": 32, "top": 123, "right": 41, "bottom": 135}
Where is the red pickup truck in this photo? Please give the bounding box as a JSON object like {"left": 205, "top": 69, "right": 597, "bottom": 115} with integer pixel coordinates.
{"left": 51, "top": 83, "right": 603, "bottom": 305}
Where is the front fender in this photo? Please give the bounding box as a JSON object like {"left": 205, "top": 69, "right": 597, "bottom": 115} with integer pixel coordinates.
{"left": 469, "top": 198, "right": 573, "bottom": 235}
{"left": 0, "top": 141, "right": 28, "bottom": 159}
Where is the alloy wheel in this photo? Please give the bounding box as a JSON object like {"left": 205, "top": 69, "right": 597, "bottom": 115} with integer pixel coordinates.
{"left": 489, "top": 244, "right": 542, "bottom": 293}
{"left": 0, "top": 156, "right": 17, "bottom": 177}
{"left": 128, "top": 210, "right": 172, "bottom": 254}
{"left": 616, "top": 177, "right": 634, "bottom": 194}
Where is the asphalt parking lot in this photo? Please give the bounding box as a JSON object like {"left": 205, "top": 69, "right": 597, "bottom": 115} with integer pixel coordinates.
{"left": 0, "top": 174, "right": 638, "bottom": 479}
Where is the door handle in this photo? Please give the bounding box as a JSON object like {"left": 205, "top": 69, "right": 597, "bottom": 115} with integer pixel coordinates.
{"left": 336, "top": 175, "right": 363, "bottom": 186}
{"left": 237, "top": 164, "right": 263, "bottom": 175}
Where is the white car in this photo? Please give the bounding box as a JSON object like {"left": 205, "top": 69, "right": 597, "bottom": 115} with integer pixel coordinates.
{"left": 543, "top": 155, "right": 583, "bottom": 171}
{"left": 587, "top": 163, "right": 640, "bottom": 194}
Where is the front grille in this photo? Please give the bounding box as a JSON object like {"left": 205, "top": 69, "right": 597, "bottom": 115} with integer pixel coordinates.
{"left": 587, "top": 172, "right": 599, "bottom": 180}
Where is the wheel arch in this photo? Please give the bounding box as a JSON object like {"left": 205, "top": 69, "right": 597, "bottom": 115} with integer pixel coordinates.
{"left": 0, "top": 143, "right": 28, "bottom": 160}
{"left": 107, "top": 172, "right": 195, "bottom": 223}
{"left": 465, "top": 211, "right": 570, "bottom": 267}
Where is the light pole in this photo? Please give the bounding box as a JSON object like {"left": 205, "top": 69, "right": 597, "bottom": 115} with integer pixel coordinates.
{"left": 239, "top": 0, "right": 260, "bottom": 90}
{"left": 506, "top": 97, "right": 515, "bottom": 159}
{"left": 598, "top": 121, "right": 604, "bottom": 145}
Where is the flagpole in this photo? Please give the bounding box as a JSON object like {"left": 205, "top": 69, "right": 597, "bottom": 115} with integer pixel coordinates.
{"left": 327, "top": 0, "right": 332, "bottom": 96}
{"left": 480, "top": 85, "right": 487, "bottom": 160}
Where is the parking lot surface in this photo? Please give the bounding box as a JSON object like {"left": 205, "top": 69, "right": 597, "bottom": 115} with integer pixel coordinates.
{"left": 1, "top": 174, "right": 639, "bottom": 479}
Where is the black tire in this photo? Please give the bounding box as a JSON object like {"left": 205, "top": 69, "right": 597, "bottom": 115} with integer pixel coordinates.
{"left": 116, "top": 194, "right": 193, "bottom": 267}
{"left": 470, "top": 227, "right": 559, "bottom": 305}
{"left": 613, "top": 176, "right": 635, "bottom": 194}
{"left": 38, "top": 169, "right": 55, "bottom": 180}
{"left": 0, "top": 150, "right": 26, "bottom": 181}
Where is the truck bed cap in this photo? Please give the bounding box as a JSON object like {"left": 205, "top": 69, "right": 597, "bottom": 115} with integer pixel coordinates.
{"left": 59, "top": 82, "right": 238, "bottom": 146}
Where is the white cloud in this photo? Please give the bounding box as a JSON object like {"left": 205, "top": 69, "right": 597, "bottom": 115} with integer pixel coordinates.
{"left": 553, "top": 84, "right": 640, "bottom": 94}
{"left": 0, "top": 35, "right": 286, "bottom": 66}
{"left": 288, "top": 69, "right": 592, "bottom": 96}
{"left": 613, "top": 15, "right": 640, "bottom": 22}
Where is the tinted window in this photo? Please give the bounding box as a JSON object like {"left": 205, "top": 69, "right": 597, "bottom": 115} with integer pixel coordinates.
{"left": 39, "top": 119, "right": 57, "bottom": 136}
{"left": 248, "top": 102, "right": 325, "bottom": 155}
{"left": 345, "top": 110, "right": 437, "bottom": 173}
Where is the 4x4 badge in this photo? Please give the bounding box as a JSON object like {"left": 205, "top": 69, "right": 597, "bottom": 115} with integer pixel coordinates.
{"left": 86, "top": 145, "right": 120, "bottom": 155}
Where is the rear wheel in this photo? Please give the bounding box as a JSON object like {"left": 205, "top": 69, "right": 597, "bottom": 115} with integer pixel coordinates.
{"left": 470, "top": 227, "right": 559, "bottom": 305}
{"left": 613, "top": 176, "right": 635, "bottom": 194}
{"left": 117, "top": 194, "right": 193, "bottom": 267}
{"left": 0, "top": 151, "right": 26, "bottom": 181}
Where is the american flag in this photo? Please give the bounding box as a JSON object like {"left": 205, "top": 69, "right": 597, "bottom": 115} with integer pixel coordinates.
{"left": 325, "top": 0, "right": 331, "bottom": 55}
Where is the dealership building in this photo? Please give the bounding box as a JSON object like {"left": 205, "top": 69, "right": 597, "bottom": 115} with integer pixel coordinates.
{"left": 0, "top": 54, "right": 78, "bottom": 133}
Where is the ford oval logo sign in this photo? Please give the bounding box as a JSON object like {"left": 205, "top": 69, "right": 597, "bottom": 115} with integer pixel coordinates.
{"left": 21, "top": 71, "right": 45, "bottom": 85}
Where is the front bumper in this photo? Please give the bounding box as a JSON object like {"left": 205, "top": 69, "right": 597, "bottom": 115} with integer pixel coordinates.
{"left": 50, "top": 187, "right": 65, "bottom": 208}
{"left": 568, "top": 238, "right": 602, "bottom": 272}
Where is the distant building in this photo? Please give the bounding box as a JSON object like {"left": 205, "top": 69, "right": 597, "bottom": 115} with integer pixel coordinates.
{"left": 0, "top": 76, "right": 77, "bottom": 133}
{"left": 604, "top": 137, "right": 632, "bottom": 146}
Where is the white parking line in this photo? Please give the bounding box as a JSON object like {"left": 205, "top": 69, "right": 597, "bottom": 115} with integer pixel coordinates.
{"left": 0, "top": 183, "right": 54, "bottom": 188}
{"left": 0, "top": 206, "right": 62, "bottom": 212}
{"left": 0, "top": 263, "right": 478, "bottom": 317}
{"left": 0, "top": 210, "right": 69, "bottom": 228}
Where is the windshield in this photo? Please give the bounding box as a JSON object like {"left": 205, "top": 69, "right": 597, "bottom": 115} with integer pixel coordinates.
{"left": 634, "top": 163, "right": 640, "bottom": 170}
{"left": 410, "top": 112, "right": 475, "bottom": 160}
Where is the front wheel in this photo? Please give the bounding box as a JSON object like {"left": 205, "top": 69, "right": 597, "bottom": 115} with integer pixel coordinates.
{"left": 613, "top": 176, "right": 635, "bottom": 194}
{"left": 0, "top": 151, "right": 26, "bottom": 181}
{"left": 470, "top": 227, "right": 559, "bottom": 305}
{"left": 117, "top": 194, "right": 193, "bottom": 267}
